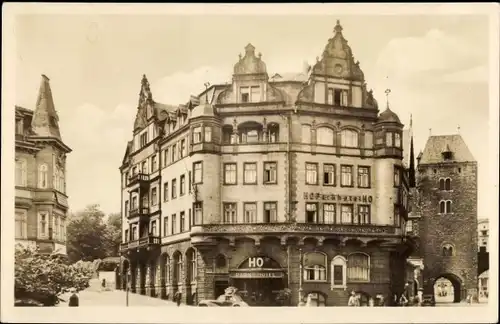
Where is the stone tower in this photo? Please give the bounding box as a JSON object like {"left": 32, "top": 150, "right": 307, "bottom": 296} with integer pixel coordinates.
{"left": 416, "top": 134, "right": 478, "bottom": 302}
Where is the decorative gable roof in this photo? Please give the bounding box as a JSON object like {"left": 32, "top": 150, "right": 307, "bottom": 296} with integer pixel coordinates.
{"left": 233, "top": 43, "right": 267, "bottom": 76}
{"left": 419, "top": 134, "right": 475, "bottom": 164}
{"left": 311, "top": 20, "right": 365, "bottom": 81}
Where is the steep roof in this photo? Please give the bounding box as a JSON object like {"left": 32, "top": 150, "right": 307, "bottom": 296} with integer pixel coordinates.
{"left": 31, "top": 75, "right": 62, "bottom": 139}
{"left": 419, "top": 134, "right": 475, "bottom": 164}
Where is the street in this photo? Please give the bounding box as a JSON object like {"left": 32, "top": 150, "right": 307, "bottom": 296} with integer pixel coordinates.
{"left": 57, "top": 280, "right": 184, "bottom": 307}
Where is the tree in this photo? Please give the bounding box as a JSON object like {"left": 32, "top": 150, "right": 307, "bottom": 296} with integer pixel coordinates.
{"left": 105, "top": 212, "right": 121, "bottom": 257}
{"left": 15, "top": 245, "right": 94, "bottom": 306}
{"left": 66, "top": 204, "right": 109, "bottom": 263}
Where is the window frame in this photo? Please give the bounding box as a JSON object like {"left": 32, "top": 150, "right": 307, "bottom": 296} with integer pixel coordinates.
{"left": 204, "top": 126, "right": 212, "bottom": 143}
{"left": 193, "top": 161, "right": 203, "bottom": 184}
{"left": 193, "top": 127, "right": 202, "bottom": 144}
{"left": 323, "top": 203, "right": 336, "bottom": 224}
{"left": 171, "top": 179, "right": 177, "bottom": 199}
{"left": 263, "top": 161, "right": 278, "bottom": 184}
{"left": 180, "top": 174, "right": 186, "bottom": 196}
{"left": 341, "top": 129, "right": 359, "bottom": 148}
{"left": 243, "top": 162, "right": 257, "bottom": 185}
{"left": 180, "top": 211, "right": 185, "bottom": 233}
{"left": 346, "top": 252, "right": 370, "bottom": 283}
{"left": 340, "top": 164, "right": 353, "bottom": 187}
{"left": 340, "top": 204, "right": 354, "bottom": 224}
{"left": 357, "top": 205, "right": 371, "bottom": 225}
{"left": 15, "top": 211, "right": 28, "bottom": 239}
{"left": 316, "top": 127, "right": 335, "bottom": 146}
{"left": 193, "top": 202, "right": 203, "bottom": 226}
{"left": 243, "top": 202, "right": 258, "bottom": 223}
{"left": 163, "top": 182, "right": 169, "bottom": 202}
{"left": 223, "top": 202, "right": 237, "bottom": 224}
{"left": 263, "top": 201, "right": 277, "bottom": 223}
{"left": 323, "top": 164, "right": 336, "bottom": 186}
{"left": 331, "top": 255, "right": 347, "bottom": 289}
{"left": 357, "top": 166, "right": 371, "bottom": 188}
{"left": 163, "top": 216, "right": 169, "bottom": 236}
{"left": 305, "top": 162, "right": 319, "bottom": 185}
{"left": 223, "top": 163, "right": 237, "bottom": 185}
{"left": 305, "top": 202, "right": 319, "bottom": 223}
{"left": 151, "top": 187, "right": 158, "bottom": 205}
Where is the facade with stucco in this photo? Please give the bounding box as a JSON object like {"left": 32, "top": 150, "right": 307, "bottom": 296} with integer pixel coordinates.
{"left": 119, "top": 21, "right": 415, "bottom": 306}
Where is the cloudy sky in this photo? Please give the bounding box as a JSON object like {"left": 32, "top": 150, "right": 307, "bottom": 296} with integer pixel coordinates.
{"left": 14, "top": 11, "right": 492, "bottom": 216}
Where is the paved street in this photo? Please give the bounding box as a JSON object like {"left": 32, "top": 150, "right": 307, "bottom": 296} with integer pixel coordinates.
{"left": 57, "top": 280, "right": 184, "bottom": 307}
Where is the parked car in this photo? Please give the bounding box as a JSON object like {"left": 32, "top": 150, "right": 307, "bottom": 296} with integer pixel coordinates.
{"left": 421, "top": 295, "right": 435, "bottom": 307}
{"left": 198, "top": 293, "right": 249, "bottom": 307}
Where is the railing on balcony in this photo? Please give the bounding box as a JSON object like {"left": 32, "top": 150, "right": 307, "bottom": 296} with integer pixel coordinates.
{"left": 128, "top": 207, "right": 149, "bottom": 218}
{"left": 15, "top": 134, "right": 28, "bottom": 142}
{"left": 120, "top": 235, "right": 161, "bottom": 253}
{"left": 128, "top": 173, "right": 149, "bottom": 186}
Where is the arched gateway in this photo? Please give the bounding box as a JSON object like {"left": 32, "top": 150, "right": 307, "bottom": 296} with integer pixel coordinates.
{"left": 230, "top": 256, "right": 286, "bottom": 306}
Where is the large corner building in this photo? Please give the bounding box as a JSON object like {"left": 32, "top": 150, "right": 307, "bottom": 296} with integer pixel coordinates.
{"left": 15, "top": 75, "right": 72, "bottom": 254}
{"left": 119, "top": 21, "right": 418, "bottom": 306}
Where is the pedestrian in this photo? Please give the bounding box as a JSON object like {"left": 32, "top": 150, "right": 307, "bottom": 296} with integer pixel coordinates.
{"left": 68, "top": 288, "right": 79, "bottom": 307}
{"left": 466, "top": 294, "right": 472, "bottom": 304}
{"left": 101, "top": 278, "right": 106, "bottom": 289}
{"left": 348, "top": 291, "right": 358, "bottom": 307}
{"left": 368, "top": 297, "right": 375, "bottom": 307}
{"left": 174, "top": 290, "right": 182, "bottom": 307}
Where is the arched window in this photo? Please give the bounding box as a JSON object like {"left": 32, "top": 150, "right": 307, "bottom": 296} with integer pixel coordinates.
{"left": 38, "top": 164, "right": 48, "bottom": 189}
{"left": 316, "top": 127, "right": 334, "bottom": 146}
{"left": 341, "top": 129, "right": 359, "bottom": 148}
{"left": 301, "top": 125, "right": 311, "bottom": 144}
{"left": 347, "top": 253, "right": 370, "bottom": 282}
{"left": 439, "top": 201, "right": 446, "bottom": 214}
{"left": 187, "top": 249, "right": 197, "bottom": 283}
{"left": 15, "top": 159, "right": 27, "bottom": 186}
{"left": 303, "top": 252, "right": 327, "bottom": 281}
{"left": 172, "top": 252, "right": 182, "bottom": 285}
{"left": 446, "top": 200, "right": 452, "bottom": 213}
{"left": 442, "top": 244, "right": 454, "bottom": 256}
{"left": 330, "top": 255, "right": 347, "bottom": 289}
{"left": 439, "top": 178, "right": 445, "bottom": 190}
{"left": 445, "top": 178, "right": 451, "bottom": 191}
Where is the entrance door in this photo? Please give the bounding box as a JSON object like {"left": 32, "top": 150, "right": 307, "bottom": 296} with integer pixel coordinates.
{"left": 233, "top": 278, "right": 285, "bottom": 306}
{"left": 214, "top": 280, "right": 229, "bottom": 299}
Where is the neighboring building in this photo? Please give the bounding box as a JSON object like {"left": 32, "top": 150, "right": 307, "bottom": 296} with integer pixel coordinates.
{"left": 478, "top": 218, "right": 488, "bottom": 252}
{"left": 119, "top": 21, "right": 415, "bottom": 306}
{"left": 414, "top": 134, "right": 478, "bottom": 302}
{"left": 15, "top": 75, "right": 72, "bottom": 254}
{"left": 478, "top": 270, "right": 488, "bottom": 298}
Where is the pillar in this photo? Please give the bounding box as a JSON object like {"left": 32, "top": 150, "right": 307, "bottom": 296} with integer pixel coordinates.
{"left": 145, "top": 264, "right": 151, "bottom": 296}
{"left": 156, "top": 262, "right": 161, "bottom": 299}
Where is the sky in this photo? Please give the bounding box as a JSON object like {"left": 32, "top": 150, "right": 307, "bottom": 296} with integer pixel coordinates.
{"left": 14, "top": 13, "right": 491, "bottom": 216}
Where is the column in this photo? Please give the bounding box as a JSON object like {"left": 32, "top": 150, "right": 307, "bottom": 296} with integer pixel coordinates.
{"left": 156, "top": 262, "right": 161, "bottom": 299}
{"left": 132, "top": 266, "right": 138, "bottom": 293}
{"left": 145, "top": 264, "right": 151, "bottom": 296}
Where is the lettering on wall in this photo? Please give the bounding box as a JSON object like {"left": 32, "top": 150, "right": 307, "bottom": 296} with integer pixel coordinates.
{"left": 303, "top": 192, "right": 373, "bottom": 203}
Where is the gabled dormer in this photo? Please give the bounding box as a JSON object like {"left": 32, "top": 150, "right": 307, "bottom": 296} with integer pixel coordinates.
{"left": 296, "top": 20, "right": 378, "bottom": 110}
{"left": 217, "top": 44, "right": 284, "bottom": 105}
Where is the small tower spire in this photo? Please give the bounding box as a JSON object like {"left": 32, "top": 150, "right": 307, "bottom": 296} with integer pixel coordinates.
{"left": 204, "top": 82, "right": 210, "bottom": 104}
{"left": 385, "top": 88, "right": 391, "bottom": 109}
{"left": 31, "top": 74, "right": 61, "bottom": 139}
{"left": 334, "top": 20, "right": 343, "bottom": 34}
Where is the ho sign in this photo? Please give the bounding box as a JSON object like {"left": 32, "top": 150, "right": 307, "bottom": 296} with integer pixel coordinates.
{"left": 248, "top": 257, "right": 265, "bottom": 268}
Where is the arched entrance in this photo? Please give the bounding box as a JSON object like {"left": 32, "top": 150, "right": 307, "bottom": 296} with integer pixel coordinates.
{"left": 433, "top": 274, "right": 462, "bottom": 303}
{"left": 160, "top": 253, "right": 170, "bottom": 299}
{"left": 303, "top": 291, "right": 327, "bottom": 306}
{"left": 230, "top": 255, "right": 285, "bottom": 306}
{"left": 185, "top": 248, "right": 197, "bottom": 305}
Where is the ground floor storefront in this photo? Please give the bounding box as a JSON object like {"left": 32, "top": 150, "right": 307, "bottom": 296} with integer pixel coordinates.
{"left": 119, "top": 234, "right": 417, "bottom": 306}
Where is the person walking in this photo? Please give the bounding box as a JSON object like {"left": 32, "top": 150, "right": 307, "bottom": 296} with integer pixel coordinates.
{"left": 348, "top": 291, "right": 359, "bottom": 306}
{"left": 174, "top": 290, "right": 182, "bottom": 307}
{"left": 68, "top": 288, "right": 79, "bottom": 307}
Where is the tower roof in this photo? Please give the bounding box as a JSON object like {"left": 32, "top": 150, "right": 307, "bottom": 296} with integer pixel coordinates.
{"left": 419, "top": 134, "right": 475, "bottom": 164}
{"left": 233, "top": 43, "right": 267, "bottom": 76}
{"left": 31, "top": 74, "right": 61, "bottom": 139}
{"left": 378, "top": 107, "right": 401, "bottom": 123}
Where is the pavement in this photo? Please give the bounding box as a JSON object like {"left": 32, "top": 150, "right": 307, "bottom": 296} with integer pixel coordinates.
{"left": 57, "top": 279, "right": 184, "bottom": 307}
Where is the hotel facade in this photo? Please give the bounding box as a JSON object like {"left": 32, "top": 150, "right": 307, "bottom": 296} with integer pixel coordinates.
{"left": 119, "top": 21, "right": 416, "bottom": 306}
{"left": 15, "top": 75, "right": 71, "bottom": 254}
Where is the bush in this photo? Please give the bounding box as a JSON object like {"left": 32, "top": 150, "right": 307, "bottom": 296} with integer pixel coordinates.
{"left": 15, "top": 245, "right": 94, "bottom": 306}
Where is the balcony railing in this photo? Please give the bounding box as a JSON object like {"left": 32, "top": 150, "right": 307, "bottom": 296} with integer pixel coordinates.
{"left": 15, "top": 134, "right": 28, "bottom": 142}
{"left": 128, "top": 207, "right": 149, "bottom": 219}
{"left": 191, "top": 222, "right": 398, "bottom": 236}
{"left": 128, "top": 173, "right": 149, "bottom": 187}
{"left": 120, "top": 235, "right": 161, "bottom": 253}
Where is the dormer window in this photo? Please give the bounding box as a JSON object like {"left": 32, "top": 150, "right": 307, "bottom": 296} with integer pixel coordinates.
{"left": 240, "top": 86, "right": 260, "bottom": 103}
{"left": 328, "top": 88, "right": 348, "bottom": 106}
{"left": 442, "top": 145, "right": 453, "bottom": 160}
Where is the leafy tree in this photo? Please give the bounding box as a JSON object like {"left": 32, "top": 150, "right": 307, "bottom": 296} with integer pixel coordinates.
{"left": 15, "top": 245, "right": 94, "bottom": 306}
{"left": 105, "top": 212, "right": 121, "bottom": 257}
{"left": 66, "top": 204, "right": 109, "bottom": 263}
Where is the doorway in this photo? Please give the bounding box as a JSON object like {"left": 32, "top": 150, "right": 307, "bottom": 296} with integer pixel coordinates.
{"left": 433, "top": 274, "right": 462, "bottom": 303}
{"left": 233, "top": 278, "right": 285, "bottom": 306}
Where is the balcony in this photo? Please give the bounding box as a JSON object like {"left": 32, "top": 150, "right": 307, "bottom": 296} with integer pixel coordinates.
{"left": 120, "top": 235, "right": 161, "bottom": 253}
{"left": 127, "top": 173, "right": 149, "bottom": 188}
{"left": 128, "top": 207, "right": 149, "bottom": 221}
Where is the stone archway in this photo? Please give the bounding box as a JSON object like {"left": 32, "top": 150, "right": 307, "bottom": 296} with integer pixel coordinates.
{"left": 433, "top": 273, "right": 462, "bottom": 303}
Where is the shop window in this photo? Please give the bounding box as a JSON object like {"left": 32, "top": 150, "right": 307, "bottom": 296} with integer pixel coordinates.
{"left": 347, "top": 253, "right": 370, "bottom": 282}
{"left": 331, "top": 256, "right": 347, "bottom": 289}
{"left": 303, "top": 252, "right": 327, "bottom": 282}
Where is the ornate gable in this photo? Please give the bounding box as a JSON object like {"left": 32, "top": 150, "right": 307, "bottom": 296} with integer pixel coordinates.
{"left": 133, "top": 75, "right": 154, "bottom": 132}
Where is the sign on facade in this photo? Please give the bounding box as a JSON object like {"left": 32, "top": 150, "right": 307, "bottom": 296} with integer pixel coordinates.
{"left": 303, "top": 192, "right": 373, "bottom": 203}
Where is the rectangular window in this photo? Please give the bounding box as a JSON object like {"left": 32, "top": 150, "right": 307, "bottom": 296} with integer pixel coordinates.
{"left": 323, "top": 204, "right": 335, "bottom": 224}
{"left": 323, "top": 164, "right": 336, "bottom": 186}
{"left": 224, "top": 163, "right": 237, "bottom": 185}
{"left": 334, "top": 89, "right": 342, "bottom": 106}
{"left": 125, "top": 200, "right": 129, "bottom": 216}
{"left": 180, "top": 174, "right": 186, "bottom": 196}
{"left": 172, "top": 179, "right": 177, "bottom": 199}
{"left": 394, "top": 205, "right": 400, "bottom": 227}
{"left": 204, "top": 127, "right": 212, "bottom": 142}
{"left": 193, "top": 162, "right": 203, "bottom": 184}
{"left": 131, "top": 225, "right": 138, "bottom": 240}
{"left": 327, "top": 88, "right": 334, "bottom": 105}
{"left": 357, "top": 205, "right": 371, "bottom": 224}
{"left": 140, "top": 132, "right": 147, "bottom": 148}
{"left": 164, "top": 216, "right": 169, "bottom": 236}
{"left": 193, "top": 127, "right": 202, "bottom": 144}
{"left": 306, "top": 163, "right": 318, "bottom": 185}
{"left": 386, "top": 132, "right": 393, "bottom": 147}
{"left": 39, "top": 212, "right": 48, "bottom": 237}
{"left": 151, "top": 155, "right": 158, "bottom": 172}
{"left": 194, "top": 202, "right": 203, "bottom": 225}
{"left": 141, "top": 161, "right": 147, "bottom": 174}
{"left": 341, "top": 204, "right": 353, "bottom": 224}
{"left": 132, "top": 196, "right": 138, "bottom": 209}
{"left": 163, "top": 182, "right": 169, "bottom": 201}
{"left": 15, "top": 212, "right": 27, "bottom": 239}
{"left": 405, "top": 220, "right": 413, "bottom": 233}
{"left": 172, "top": 143, "right": 177, "bottom": 162}
{"left": 180, "top": 139, "right": 186, "bottom": 158}
{"left": 163, "top": 149, "right": 169, "bottom": 167}
{"left": 240, "top": 87, "right": 250, "bottom": 103}
{"left": 244, "top": 202, "right": 257, "bottom": 223}
{"left": 304, "top": 265, "right": 326, "bottom": 281}
{"left": 305, "top": 203, "right": 318, "bottom": 223}
{"left": 172, "top": 214, "right": 176, "bottom": 235}
{"left": 150, "top": 220, "right": 157, "bottom": 236}
{"left": 357, "top": 166, "right": 370, "bottom": 188}
{"left": 263, "top": 202, "right": 277, "bottom": 223}
{"left": 264, "top": 162, "right": 277, "bottom": 184}
{"left": 223, "top": 203, "right": 237, "bottom": 223}
{"left": 151, "top": 187, "right": 158, "bottom": 205}
{"left": 341, "top": 165, "right": 353, "bottom": 187}
{"left": 124, "top": 229, "right": 129, "bottom": 242}
{"left": 333, "top": 265, "right": 344, "bottom": 286}
{"left": 180, "top": 212, "right": 185, "bottom": 233}
{"left": 243, "top": 163, "right": 257, "bottom": 184}
{"left": 394, "top": 167, "right": 401, "bottom": 187}
{"left": 395, "top": 133, "right": 401, "bottom": 147}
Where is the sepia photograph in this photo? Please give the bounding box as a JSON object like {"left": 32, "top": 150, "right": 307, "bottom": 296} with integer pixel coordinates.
{"left": 1, "top": 3, "right": 498, "bottom": 323}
